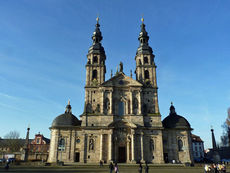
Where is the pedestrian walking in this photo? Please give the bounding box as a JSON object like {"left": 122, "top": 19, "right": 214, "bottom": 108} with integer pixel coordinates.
{"left": 4, "top": 161, "right": 9, "bottom": 170}
{"left": 145, "top": 163, "right": 149, "bottom": 173}
{"left": 139, "top": 162, "right": 142, "bottom": 173}
{"left": 114, "top": 163, "right": 119, "bottom": 173}
{"left": 99, "top": 160, "right": 103, "bottom": 167}
{"left": 204, "top": 164, "right": 209, "bottom": 173}
{"left": 109, "top": 162, "right": 114, "bottom": 173}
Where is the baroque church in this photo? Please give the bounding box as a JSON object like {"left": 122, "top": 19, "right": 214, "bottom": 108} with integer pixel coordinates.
{"left": 48, "top": 18, "right": 194, "bottom": 164}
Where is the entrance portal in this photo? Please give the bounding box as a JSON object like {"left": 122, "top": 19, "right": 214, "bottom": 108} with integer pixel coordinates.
{"left": 118, "top": 147, "right": 126, "bottom": 163}
{"left": 75, "top": 152, "right": 80, "bottom": 162}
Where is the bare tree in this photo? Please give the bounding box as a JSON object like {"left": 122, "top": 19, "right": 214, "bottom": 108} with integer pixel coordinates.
{"left": 3, "top": 130, "right": 23, "bottom": 152}
{"left": 220, "top": 108, "right": 230, "bottom": 147}
{"left": 227, "top": 108, "right": 230, "bottom": 146}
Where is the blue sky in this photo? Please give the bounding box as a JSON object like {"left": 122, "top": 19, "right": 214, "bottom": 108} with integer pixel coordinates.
{"left": 0, "top": 0, "right": 229, "bottom": 149}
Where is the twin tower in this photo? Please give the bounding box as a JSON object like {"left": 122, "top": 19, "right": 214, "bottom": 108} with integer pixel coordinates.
{"left": 85, "top": 17, "right": 157, "bottom": 89}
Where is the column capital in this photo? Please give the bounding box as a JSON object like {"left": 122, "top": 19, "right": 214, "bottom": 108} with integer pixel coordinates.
{"left": 100, "top": 88, "right": 105, "bottom": 92}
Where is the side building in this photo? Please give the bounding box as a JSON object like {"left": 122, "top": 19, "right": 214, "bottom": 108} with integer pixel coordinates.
{"left": 191, "top": 134, "right": 204, "bottom": 162}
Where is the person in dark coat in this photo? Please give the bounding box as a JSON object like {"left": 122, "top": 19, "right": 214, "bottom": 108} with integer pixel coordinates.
{"left": 99, "top": 160, "right": 103, "bottom": 167}
{"left": 5, "top": 161, "right": 9, "bottom": 170}
{"left": 145, "top": 163, "right": 149, "bottom": 173}
{"left": 139, "top": 162, "right": 143, "bottom": 173}
{"left": 109, "top": 162, "right": 114, "bottom": 173}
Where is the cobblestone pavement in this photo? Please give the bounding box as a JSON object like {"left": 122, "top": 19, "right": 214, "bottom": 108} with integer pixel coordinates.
{"left": 0, "top": 165, "right": 229, "bottom": 173}
{"left": 0, "top": 167, "right": 227, "bottom": 173}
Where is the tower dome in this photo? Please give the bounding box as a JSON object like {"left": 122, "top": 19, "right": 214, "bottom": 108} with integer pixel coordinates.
{"left": 162, "top": 103, "right": 191, "bottom": 129}
{"left": 51, "top": 100, "right": 81, "bottom": 127}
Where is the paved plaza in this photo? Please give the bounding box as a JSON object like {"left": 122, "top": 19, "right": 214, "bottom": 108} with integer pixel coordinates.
{"left": 0, "top": 165, "right": 229, "bottom": 173}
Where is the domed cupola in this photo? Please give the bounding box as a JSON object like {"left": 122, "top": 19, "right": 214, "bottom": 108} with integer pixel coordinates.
{"left": 162, "top": 103, "right": 191, "bottom": 129}
{"left": 52, "top": 100, "right": 81, "bottom": 127}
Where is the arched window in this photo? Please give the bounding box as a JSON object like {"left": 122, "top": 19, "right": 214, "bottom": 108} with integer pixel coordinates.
{"left": 143, "top": 104, "right": 147, "bottom": 114}
{"left": 144, "top": 57, "right": 148, "bottom": 64}
{"left": 93, "top": 56, "right": 98, "bottom": 63}
{"left": 92, "top": 70, "right": 97, "bottom": 80}
{"left": 144, "top": 70, "right": 150, "bottom": 79}
{"left": 178, "top": 139, "right": 183, "bottom": 151}
{"left": 104, "top": 98, "right": 110, "bottom": 115}
{"left": 118, "top": 101, "right": 125, "bottom": 116}
{"left": 150, "top": 139, "right": 154, "bottom": 151}
{"left": 86, "top": 103, "right": 92, "bottom": 113}
{"left": 58, "top": 138, "right": 65, "bottom": 151}
{"left": 133, "top": 98, "right": 138, "bottom": 109}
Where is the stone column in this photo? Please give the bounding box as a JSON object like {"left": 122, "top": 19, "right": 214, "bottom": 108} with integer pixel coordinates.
{"left": 154, "top": 92, "right": 159, "bottom": 113}
{"left": 101, "top": 90, "right": 104, "bottom": 114}
{"left": 110, "top": 90, "right": 113, "bottom": 114}
{"left": 89, "top": 67, "right": 92, "bottom": 85}
{"left": 138, "top": 91, "right": 142, "bottom": 115}
{"left": 83, "top": 134, "right": 88, "bottom": 163}
{"left": 130, "top": 89, "right": 133, "bottom": 114}
{"left": 114, "top": 137, "right": 117, "bottom": 162}
{"left": 100, "top": 134, "right": 103, "bottom": 161}
{"left": 140, "top": 132, "right": 144, "bottom": 162}
{"left": 86, "top": 66, "right": 89, "bottom": 85}
{"left": 131, "top": 134, "right": 135, "bottom": 162}
{"left": 126, "top": 137, "right": 130, "bottom": 162}
{"left": 108, "top": 133, "right": 112, "bottom": 161}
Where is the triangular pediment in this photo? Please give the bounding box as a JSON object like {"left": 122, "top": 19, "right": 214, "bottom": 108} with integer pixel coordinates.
{"left": 108, "top": 119, "right": 137, "bottom": 128}
{"left": 101, "top": 72, "right": 142, "bottom": 87}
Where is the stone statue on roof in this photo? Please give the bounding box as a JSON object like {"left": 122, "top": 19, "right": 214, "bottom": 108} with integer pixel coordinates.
{"left": 119, "top": 61, "right": 123, "bottom": 72}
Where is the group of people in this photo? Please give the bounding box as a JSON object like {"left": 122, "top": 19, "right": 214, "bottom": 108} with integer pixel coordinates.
{"left": 109, "top": 162, "right": 119, "bottom": 173}
{"left": 108, "top": 162, "right": 149, "bottom": 173}
{"left": 204, "top": 163, "right": 226, "bottom": 173}
{"left": 138, "top": 162, "right": 149, "bottom": 173}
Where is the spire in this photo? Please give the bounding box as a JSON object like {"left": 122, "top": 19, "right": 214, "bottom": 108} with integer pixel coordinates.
{"left": 169, "top": 102, "right": 176, "bottom": 115}
{"left": 88, "top": 17, "right": 105, "bottom": 55}
{"left": 136, "top": 17, "right": 153, "bottom": 55}
{"left": 65, "top": 99, "right": 72, "bottom": 114}
{"left": 211, "top": 127, "right": 217, "bottom": 149}
{"left": 22, "top": 125, "right": 30, "bottom": 161}
{"left": 25, "top": 125, "right": 30, "bottom": 146}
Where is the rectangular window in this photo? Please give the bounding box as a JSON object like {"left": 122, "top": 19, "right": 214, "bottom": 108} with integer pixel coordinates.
{"left": 36, "top": 138, "right": 40, "bottom": 144}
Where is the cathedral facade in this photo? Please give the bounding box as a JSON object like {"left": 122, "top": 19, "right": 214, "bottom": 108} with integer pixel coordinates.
{"left": 48, "top": 18, "right": 194, "bottom": 164}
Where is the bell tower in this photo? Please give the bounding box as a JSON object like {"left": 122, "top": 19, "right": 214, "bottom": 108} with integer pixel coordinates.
{"left": 135, "top": 18, "right": 160, "bottom": 115}
{"left": 86, "top": 17, "right": 106, "bottom": 86}
{"left": 135, "top": 18, "right": 157, "bottom": 88}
